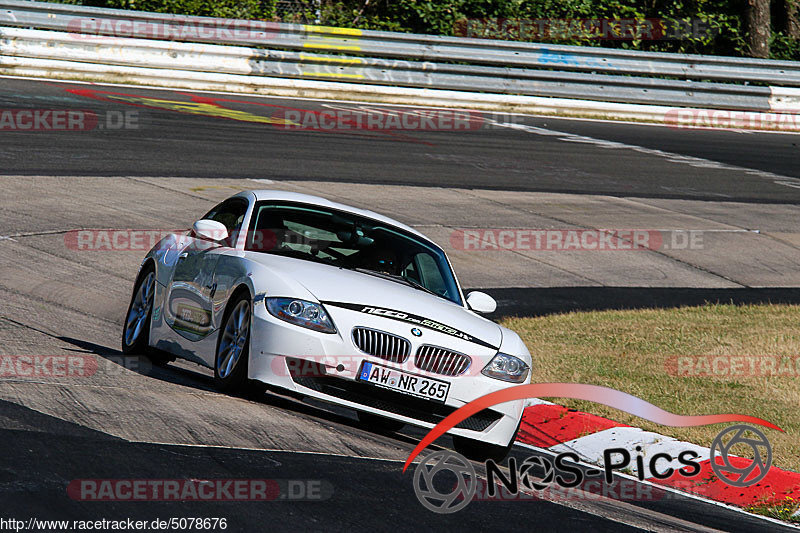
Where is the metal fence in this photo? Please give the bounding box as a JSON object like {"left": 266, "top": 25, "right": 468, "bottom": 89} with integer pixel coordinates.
{"left": 0, "top": 0, "right": 798, "bottom": 111}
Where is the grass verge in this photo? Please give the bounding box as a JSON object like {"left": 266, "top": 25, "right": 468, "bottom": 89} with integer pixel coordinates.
{"left": 746, "top": 497, "right": 800, "bottom": 523}
{"left": 501, "top": 303, "right": 800, "bottom": 472}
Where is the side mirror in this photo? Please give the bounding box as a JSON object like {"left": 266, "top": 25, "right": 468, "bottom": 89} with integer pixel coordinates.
{"left": 466, "top": 291, "right": 497, "bottom": 314}
{"left": 192, "top": 219, "right": 228, "bottom": 243}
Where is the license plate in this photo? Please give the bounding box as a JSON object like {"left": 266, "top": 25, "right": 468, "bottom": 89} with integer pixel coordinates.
{"left": 357, "top": 361, "right": 450, "bottom": 403}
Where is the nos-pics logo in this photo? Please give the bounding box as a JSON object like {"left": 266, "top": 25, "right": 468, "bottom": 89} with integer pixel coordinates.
{"left": 709, "top": 425, "right": 772, "bottom": 487}
{"left": 413, "top": 450, "right": 477, "bottom": 514}
{"left": 412, "top": 424, "right": 773, "bottom": 514}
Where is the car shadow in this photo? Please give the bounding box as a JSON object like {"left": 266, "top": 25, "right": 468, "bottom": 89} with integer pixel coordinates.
{"left": 56, "top": 335, "right": 217, "bottom": 392}
{"left": 54, "top": 334, "right": 427, "bottom": 447}
{"left": 480, "top": 286, "right": 800, "bottom": 319}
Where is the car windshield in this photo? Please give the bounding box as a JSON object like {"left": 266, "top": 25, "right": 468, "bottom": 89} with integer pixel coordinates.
{"left": 246, "top": 202, "right": 462, "bottom": 305}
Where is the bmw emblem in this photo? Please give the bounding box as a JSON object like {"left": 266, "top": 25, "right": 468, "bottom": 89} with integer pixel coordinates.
{"left": 411, "top": 328, "right": 422, "bottom": 337}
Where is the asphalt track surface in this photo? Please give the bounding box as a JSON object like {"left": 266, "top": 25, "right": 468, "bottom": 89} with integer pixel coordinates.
{"left": 1, "top": 77, "right": 800, "bottom": 203}
{"left": 3, "top": 400, "right": 632, "bottom": 532}
{"left": 1, "top": 76, "right": 799, "bottom": 532}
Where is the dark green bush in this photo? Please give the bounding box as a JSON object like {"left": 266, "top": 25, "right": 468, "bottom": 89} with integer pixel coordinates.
{"left": 47, "top": 0, "right": 799, "bottom": 59}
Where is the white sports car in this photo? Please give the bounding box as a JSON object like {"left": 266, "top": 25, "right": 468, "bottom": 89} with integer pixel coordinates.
{"left": 122, "top": 190, "right": 531, "bottom": 460}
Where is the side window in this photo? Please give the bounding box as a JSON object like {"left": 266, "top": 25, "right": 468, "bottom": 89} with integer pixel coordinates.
{"left": 400, "top": 258, "right": 421, "bottom": 283}
{"left": 413, "top": 252, "right": 448, "bottom": 297}
{"left": 202, "top": 198, "right": 248, "bottom": 247}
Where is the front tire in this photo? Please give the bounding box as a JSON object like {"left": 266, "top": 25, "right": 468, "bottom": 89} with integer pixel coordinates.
{"left": 214, "top": 293, "right": 257, "bottom": 395}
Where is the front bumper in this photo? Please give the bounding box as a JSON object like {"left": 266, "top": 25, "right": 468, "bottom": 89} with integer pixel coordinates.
{"left": 248, "top": 299, "right": 524, "bottom": 446}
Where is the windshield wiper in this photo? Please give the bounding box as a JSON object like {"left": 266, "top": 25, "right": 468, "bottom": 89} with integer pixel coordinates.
{"left": 267, "top": 249, "right": 338, "bottom": 267}
{"left": 350, "top": 267, "right": 441, "bottom": 298}
{"left": 401, "top": 274, "right": 441, "bottom": 298}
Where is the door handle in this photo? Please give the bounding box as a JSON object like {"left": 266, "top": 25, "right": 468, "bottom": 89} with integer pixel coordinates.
{"left": 178, "top": 251, "right": 189, "bottom": 259}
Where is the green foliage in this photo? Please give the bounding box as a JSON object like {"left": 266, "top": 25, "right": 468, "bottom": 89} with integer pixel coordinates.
{"left": 51, "top": 0, "right": 277, "bottom": 19}
{"left": 770, "top": 30, "right": 800, "bottom": 60}
{"left": 48, "top": 0, "right": 800, "bottom": 59}
{"left": 326, "top": 0, "right": 799, "bottom": 58}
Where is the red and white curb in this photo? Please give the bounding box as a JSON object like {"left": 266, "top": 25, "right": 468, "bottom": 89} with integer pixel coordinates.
{"left": 515, "top": 399, "right": 800, "bottom": 510}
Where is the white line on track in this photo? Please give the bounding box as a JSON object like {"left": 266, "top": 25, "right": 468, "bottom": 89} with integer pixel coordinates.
{"left": 489, "top": 119, "right": 800, "bottom": 192}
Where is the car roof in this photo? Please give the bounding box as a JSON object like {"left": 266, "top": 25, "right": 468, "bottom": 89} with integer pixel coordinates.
{"left": 239, "top": 190, "right": 428, "bottom": 240}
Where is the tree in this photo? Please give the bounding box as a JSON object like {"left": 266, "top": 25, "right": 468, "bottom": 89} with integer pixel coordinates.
{"left": 781, "top": 0, "right": 800, "bottom": 39}
{"left": 745, "top": 0, "right": 770, "bottom": 57}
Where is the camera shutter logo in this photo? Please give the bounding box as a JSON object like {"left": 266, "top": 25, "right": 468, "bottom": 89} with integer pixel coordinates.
{"left": 413, "top": 450, "right": 476, "bottom": 513}
{"left": 519, "top": 456, "right": 554, "bottom": 491}
{"left": 710, "top": 425, "right": 772, "bottom": 487}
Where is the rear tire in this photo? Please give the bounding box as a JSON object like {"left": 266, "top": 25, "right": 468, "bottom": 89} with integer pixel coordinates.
{"left": 122, "top": 265, "right": 172, "bottom": 365}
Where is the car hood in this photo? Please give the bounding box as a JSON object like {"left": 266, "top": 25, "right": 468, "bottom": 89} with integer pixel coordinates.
{"left": 246, "top": 252, "right": 502, "bottom": 349}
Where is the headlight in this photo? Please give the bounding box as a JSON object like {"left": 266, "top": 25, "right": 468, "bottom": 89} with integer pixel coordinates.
{"left": 482, "top": 352, "right": 529, "bottom": 383}
{"left": 266, "top": 298, "right": 337, "bottom": 334}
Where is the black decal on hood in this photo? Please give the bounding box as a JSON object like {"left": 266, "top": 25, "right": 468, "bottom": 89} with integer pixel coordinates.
{"left": 323, "top": 301, "right": 498, "bottom": 350}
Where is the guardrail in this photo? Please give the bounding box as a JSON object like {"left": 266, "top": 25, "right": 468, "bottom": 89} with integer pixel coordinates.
{"left": 0, "top": 0, "right": 798, "bottom": 113}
